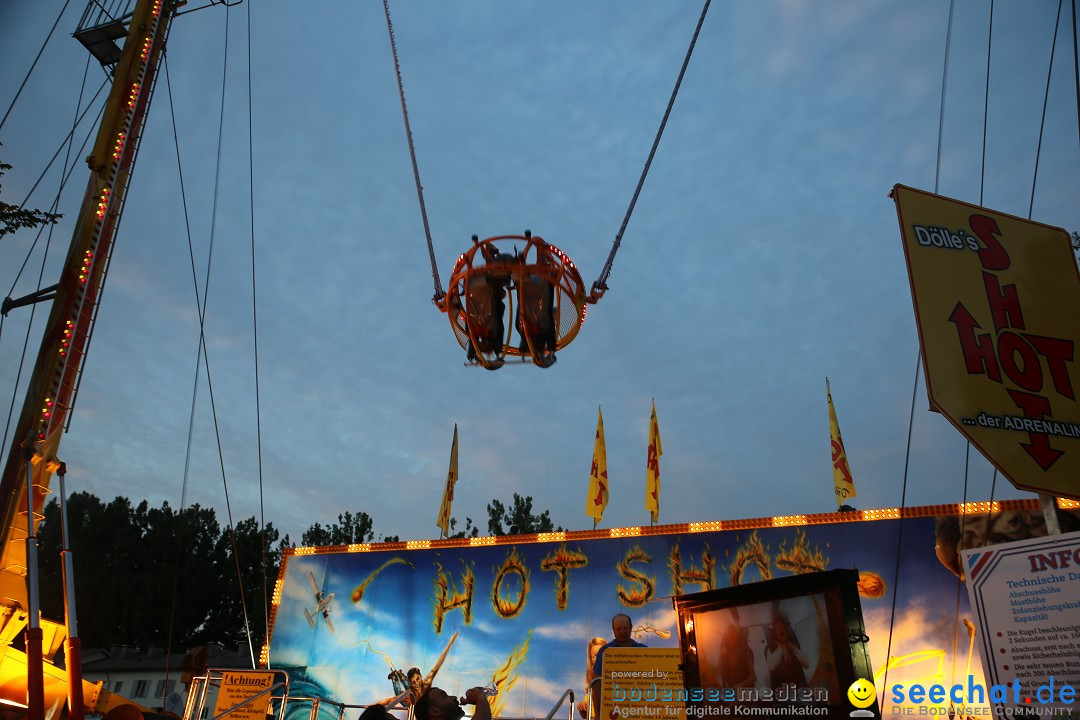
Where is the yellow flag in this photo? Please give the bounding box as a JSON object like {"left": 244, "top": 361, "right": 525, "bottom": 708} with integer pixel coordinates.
{"left": 436, "top": 425, "right": 458, "bottom": 535}
{"left": 645, "top": 400, "right": 662, "bottom": 523}
{"left": 827, "top": 379, "right": 856, "bottom": 508}
{"left": 586, "top": 408, "right": 608, "bottom": 522}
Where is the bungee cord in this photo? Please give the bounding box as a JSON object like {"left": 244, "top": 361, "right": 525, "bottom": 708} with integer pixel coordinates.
{"left": 381, "top": 0, "right": 712, "bottom": 310}
{"left": 381, "top": 0, "right": 443, "bottom": 306}
{"left": 590, "top": 0, "right": 712, "bottom": 303}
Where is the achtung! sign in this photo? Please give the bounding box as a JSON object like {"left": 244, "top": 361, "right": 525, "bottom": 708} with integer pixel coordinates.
{"left": 894, "top": 184, "right": 1080, "bottom": 499}
{"left": 212, "top": 671, "right": 276, "bottom": 720}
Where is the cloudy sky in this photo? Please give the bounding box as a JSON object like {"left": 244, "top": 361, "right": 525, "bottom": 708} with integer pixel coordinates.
{"left": 1, "top": 1, "right": 1078, "bottom": 545}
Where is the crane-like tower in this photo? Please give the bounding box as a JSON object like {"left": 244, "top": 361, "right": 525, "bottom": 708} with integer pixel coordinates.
{"left": 0, "top": 2, "right": 177, "bottom": 718}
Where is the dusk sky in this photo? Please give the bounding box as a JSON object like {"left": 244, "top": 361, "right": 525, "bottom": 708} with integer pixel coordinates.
{"left": 2, "top": 1, "right": 1078, "bottom": 545}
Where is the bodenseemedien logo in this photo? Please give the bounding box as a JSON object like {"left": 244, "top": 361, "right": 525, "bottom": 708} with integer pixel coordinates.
{"left": 848, "top": 679, "right": 877, "bottom": 718}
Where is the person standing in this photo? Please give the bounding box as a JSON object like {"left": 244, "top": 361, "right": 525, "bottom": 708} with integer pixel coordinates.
{"left": 577, "top": 636, "right": 608, "bottom": 718}
{"left": 591, "top": 614, "right": 647, "bottom": 713}
{"left": 592, "top": 613, "right": 647, "bottom": 675}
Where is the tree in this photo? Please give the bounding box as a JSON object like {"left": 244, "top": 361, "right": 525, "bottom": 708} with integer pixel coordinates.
{"left": 204, "top": 517, "right": 288, "bottom": 650}
{"left": 37, "top": 492, "right": 286, "bottom": 651}
{"left": 36, "top": 493, "right": 407, "bottom": 651}
{"left": 37, "top": 493, "right": 224, "bottom": 648}
{"left": 300, "top": 510, "right": 399, "bottom": 545}
{"left": 38, "top": 493, "right": 143, "bottom": 648}
{"left": 0, "top": 161, "right": 62, "bottom": 237}
{"left": 129, "top": 499, "right": 225, "bottom": 648}
{"left": 447, "top": 516, "right": 479, "bottom": 539}
{"left": 301, "top": 510, "right": 375, "bottom": 546}
{"left": 486, "top": 493, "right": 561, "bottom": 536}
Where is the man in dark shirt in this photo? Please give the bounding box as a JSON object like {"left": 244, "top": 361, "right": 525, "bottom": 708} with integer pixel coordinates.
{"left": 592, "top": 613, "right": 647, "bottom": 676}
{"left": 591, "top": 613, "right": 647, "bottom": 713}
{"left": 413, "top": 686, "right": 491, "bottom": 720}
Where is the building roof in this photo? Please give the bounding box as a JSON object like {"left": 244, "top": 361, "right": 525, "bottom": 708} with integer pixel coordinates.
{"left": 81, "top": 644, "right": 253, "bottom": 673}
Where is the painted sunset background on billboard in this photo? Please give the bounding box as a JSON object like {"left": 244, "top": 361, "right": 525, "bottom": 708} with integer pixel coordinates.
{"left": 264, "top": 502, "right": 1073, "bottom": 716}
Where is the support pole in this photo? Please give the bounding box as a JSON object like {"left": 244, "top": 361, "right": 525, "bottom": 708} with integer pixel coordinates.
{"left": 58, "top": 463, "right": 85, "bottom": 720}
{"left": 24, "top": 447, "right": 44, "bottom": 720}
{"left": 1038, "top": 493, "right": 1062, "bottom": 536}
{"left": 0, "top": 284, "right": 60, "bottom": 317}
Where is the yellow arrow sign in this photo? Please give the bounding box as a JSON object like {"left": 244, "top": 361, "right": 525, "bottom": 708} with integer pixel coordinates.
{"left": 894, "top": 184, "right": 1080, "bottom": 500}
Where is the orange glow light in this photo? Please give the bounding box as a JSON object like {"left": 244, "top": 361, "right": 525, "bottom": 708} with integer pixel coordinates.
{"left": 112, "top": 132, "right": 126, "bottom": 160}
{"left": 96, "top": 189, "right": 111, "bottom": 219}
{"left": 689, "top": 521, "right": 722, "bottom": 533}
{"left": 278, "top": 499, "right": 1050, "bottom": 557}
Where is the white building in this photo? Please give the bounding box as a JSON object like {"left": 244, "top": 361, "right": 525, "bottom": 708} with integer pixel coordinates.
{"left": 82, "top": 645, "right": 252, "bottom": 717}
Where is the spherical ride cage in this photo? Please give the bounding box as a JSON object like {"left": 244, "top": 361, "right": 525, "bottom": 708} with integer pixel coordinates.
{"left": 442, "top": 234, "right": 587, "bottom": 370}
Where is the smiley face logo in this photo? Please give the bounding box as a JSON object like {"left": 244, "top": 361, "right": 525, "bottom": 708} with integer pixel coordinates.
{"left": 847, "top": 679, "right": 876, "bottom": 709}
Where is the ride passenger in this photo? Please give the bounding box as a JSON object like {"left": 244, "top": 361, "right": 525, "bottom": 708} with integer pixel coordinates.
{"left": 413, "top": 686, "right": 492, "bottom": 720}
{"left": 516, "top": 252, "right": 557, "bottom": 363}
{"left": 464, "top": 273, "right": 504, "bottom": 360}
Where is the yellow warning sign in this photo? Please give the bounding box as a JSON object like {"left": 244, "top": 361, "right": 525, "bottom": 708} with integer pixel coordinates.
{"left": 212, "top": 671, "right": 276, "bottom": 720}
{"left": 600, "top": 647, "right": 685, "bottom": 720}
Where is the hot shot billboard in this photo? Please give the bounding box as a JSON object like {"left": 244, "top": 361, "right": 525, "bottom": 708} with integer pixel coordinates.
{"left": 266, "top": 500, "right": 1080, "bottom": 718}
